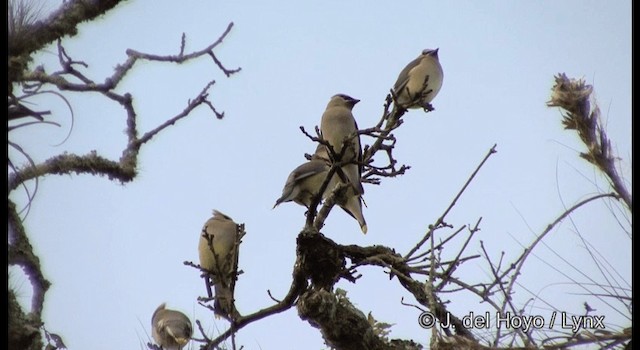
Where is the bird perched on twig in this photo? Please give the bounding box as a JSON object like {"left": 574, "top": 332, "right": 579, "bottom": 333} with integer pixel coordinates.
{"left": 273, "top": 144, "right": 332, "bottom": 209}
{"left": 393, "top": 48, "right": 443, "bottom": 111}
{"left": 198, "top": 210, "right": 242, "bottom": 320}
{"left": 319, "top": 94, "right": 367, "bottom": 233}
{"left": 151, "top": 303, "right": 192, "bottom": 350}
{"left": 274, "top": 144, "right": 367, "bottom": 233}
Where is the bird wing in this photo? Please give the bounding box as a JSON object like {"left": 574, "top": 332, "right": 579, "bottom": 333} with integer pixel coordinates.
{"left": 393, "top": 55, "right": 422, "bottom": 93}
{"left": 352, "top": 119, "right": 365, "bottom": 195}
{"left": 274, "top": 160, "right": 328, "bottom": 206}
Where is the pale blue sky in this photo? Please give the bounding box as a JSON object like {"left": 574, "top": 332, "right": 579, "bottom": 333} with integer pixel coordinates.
{"left": 9, "top": 1, "right": 631, "bottom": 349}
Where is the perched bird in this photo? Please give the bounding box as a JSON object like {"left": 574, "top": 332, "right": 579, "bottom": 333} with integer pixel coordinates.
{"left": 198, "top": 210, "right": 241, "bottom": 319}
{"left": 319, "top": 94, "right": 367, "bottom": 233}
{"left": 393, "top": 48, "right": 443, "bottom": 110}
{"left": 274, "top": 144, "right": 367, "bottom": 233}
{"left": 273, "top": 144, "right": 332, "bottom": 209}
{"left": 151, "top": 303, "right": 192, "bottom": 350}
{"left": 320, "top": 94, "right": 362, "bottom": 164}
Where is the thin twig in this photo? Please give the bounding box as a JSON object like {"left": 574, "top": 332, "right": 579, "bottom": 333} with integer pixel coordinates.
{"left": 505, "top": 193, "right": 619, "bottom": 301}
{"left": 405, "top": 144, "right": 498, "bottom": 259}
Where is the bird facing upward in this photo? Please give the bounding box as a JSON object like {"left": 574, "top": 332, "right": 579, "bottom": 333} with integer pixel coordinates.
{"left": 393, "top": 48, "right": 443, "bottom": 110}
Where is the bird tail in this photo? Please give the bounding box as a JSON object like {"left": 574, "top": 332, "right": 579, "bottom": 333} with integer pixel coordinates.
{"left": 213, "top": 284, "right": 240, "bottom": 320}
{"left": 340, "top": 194, "right": 367, "bottom": 234}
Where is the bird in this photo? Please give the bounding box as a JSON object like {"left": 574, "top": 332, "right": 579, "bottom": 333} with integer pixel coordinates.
{"left": 319, "top": 94, "right": 362, "bottom": 167}
{"left": 393, "top": 48, "right": 443, "bottom": 111}
{"left": 198, "top": 210, "right": 241, "bottom": 320}
{"left": 273, "top": 144, "right": 332, "bottom": 209}
{"left": 274, "top": 144, "right": 367, "bottom": 233}
{"left": 319, "top": 94, "right": 367, "bottom": 233}
{"left": 151, "top": 303, "right": 192, "bottom": 350}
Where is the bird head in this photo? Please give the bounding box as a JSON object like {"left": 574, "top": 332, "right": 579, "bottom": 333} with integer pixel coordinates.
{"left": 329, "top": 94, "right": 360, "bottom": 108}
{"left": 421, "top": 48, "right": 439, "bottom": 59}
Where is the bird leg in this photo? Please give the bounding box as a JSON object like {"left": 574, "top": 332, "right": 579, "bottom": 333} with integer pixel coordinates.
{"left": 421, "top": 102, "right": 435, "bottom": 112}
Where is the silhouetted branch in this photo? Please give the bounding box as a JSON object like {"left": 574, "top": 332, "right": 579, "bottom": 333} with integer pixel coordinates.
{"left": 8, "top": 0, "right": 127, "bottom": 85}
{"left": 504, "top": 193, "right": 619, "bottom": 303}
{"left": 10, "top": 23, "right": 238, "bottom": 192}
{"left": 8, "top": 15, "right": 239, "bottom": 350}
{"left": 405, "top": 144, "right": 497, "bottom": 260}
{"left": 200, "top": 241, "right": 309, "bottom": 349}
{"left": 7, "top": 200, "right": 50, "bottom": 315}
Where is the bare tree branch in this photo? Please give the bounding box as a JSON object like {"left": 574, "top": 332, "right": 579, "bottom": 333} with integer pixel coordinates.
{"left": 8, "top": 200, "right": 50, "bottom": 315}
{"left": 298, "top": 288, "right": 424, "bottom": 350}
{"left": 8, "top": 16, "right": 239, "bottom": 350}
{"left": 9, "top": 0, "right": 127, "bottom": 85}
{"left": 504, "top": 193, "right": 619, "bottom": 304}
{"left": 405, "top": 144, "right": 497, "bottom": 260}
